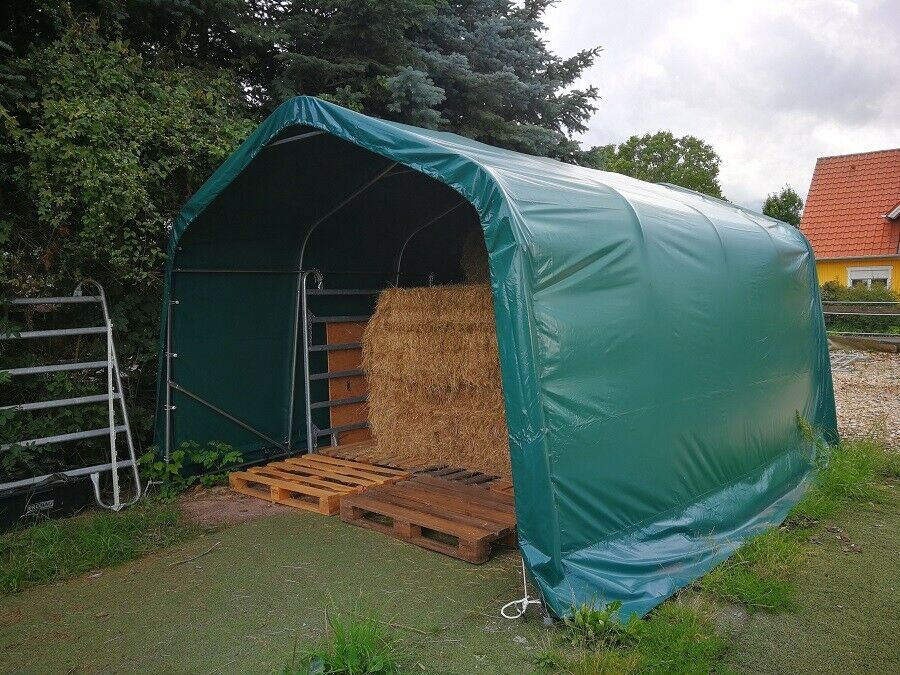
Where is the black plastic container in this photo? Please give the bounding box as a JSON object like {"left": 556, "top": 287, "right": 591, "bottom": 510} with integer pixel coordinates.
{"left": 0, "top": 475, "right": 94, "bottom": 532}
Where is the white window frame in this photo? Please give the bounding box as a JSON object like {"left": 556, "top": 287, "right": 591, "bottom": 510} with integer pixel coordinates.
{"left": 847, "top": 265, "right": 892, "bottom": 289}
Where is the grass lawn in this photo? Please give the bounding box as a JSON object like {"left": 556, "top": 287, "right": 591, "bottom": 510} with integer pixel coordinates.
{"left": 0, "top": 502, "right": 199, "bottom": 594}
{"left": 725, "top": 485, "right": 900, "bottom": 674}
{"left": 0, "top": 485, "right": 896, "bottom": 673}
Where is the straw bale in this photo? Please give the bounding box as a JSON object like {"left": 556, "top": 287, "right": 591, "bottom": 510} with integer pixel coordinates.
{"left": 461, "top": 224, "right": 490, "bottom": 283}
{"left": 362, "top": 285, "right": 510, "bottom": 477}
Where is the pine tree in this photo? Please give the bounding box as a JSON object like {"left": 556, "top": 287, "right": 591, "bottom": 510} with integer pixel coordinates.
{"left": 271, "top": 0, "right": 440, "bottom": 109}
{"left": 273, "top": 0, "right": 601, "bottom": 159}
{"left": 393, "top": 0, "right": 602, "bottom": 158}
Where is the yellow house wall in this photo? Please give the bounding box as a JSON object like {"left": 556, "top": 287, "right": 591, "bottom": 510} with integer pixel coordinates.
{"left": 815, "top": 258, "right": 900, "bottom": 289}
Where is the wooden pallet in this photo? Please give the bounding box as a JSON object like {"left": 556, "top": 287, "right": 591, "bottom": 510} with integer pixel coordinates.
{"left": 487, "top": 478, "right": 515, "bottom": 496}
{"left": 340, "top": 475, "right": 516, "bottom": 563}
{"left": 229, "top": 454, "right": 409, "bottom": 515}
{"left": 318, "top": 442, "right": 422, "bottom": 472}
{"left": 320, "top": 443, "right": 507, "bottom": 487}
{"left": 417, "top": 465, "right": 498, "bottom": 486}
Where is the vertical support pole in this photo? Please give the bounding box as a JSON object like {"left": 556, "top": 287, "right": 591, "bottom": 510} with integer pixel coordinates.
{"left": 81, "top": 278, "right": 142, "bottom": 509}
{"left": 286, "top": 272, "right": 303, "bottom": 450}
{"left": 165, "top": 299, "right": 174, "bottom": 463}
{"left": 106, "top": 315, "right": 120, "bottom": 508}
{"left": 110, "top": 323, "right": 142, "bottom": 503}
{"left": 301, "top": 270, "right": 323, "bottom": 454}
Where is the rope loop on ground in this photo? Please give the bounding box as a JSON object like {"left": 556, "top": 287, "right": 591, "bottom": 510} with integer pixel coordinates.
{"left": 500, "top": 558, "right": 542, "bottom": 619}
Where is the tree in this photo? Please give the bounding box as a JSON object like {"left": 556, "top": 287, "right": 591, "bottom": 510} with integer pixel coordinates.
{"left": 270, "top": 0, "right": 440, "bottom": 110}
{"left": 396, "top": 0, "right": 602, "bottom": 159}
{"left": 590, "top": 131, "right": 724, "bottom": 198}
{"left": 2, "top": 2, "right": 602, "bottom": 160}
{"left": 0, "top": 0, "right": 279, "bottom": 84}
{"left": 762, "top": 185, "right": 803, "bottom": 227}
{"left": 272, "top": 0, "right": 601, "bottom": 159}
{"left": 1, "top": 25, "right": 255, "bottom": 446}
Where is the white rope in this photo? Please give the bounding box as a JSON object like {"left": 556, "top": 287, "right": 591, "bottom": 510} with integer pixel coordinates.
{"left": 500, "top": 558, "right": 542, "bottom": 619}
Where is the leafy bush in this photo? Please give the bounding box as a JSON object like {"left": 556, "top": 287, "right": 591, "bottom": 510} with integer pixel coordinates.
{"left": 0, "top": 367, "right": 112, "bottom": 481}
{"left": 10, "top": 24, "right": 255, "bottom": 289}
{"left": 139, "top": 441, "right": 243, "bottom": 500}
{"left": 1, "top": 23, "right": 255, "bottom": 466}
{"left": 820, "top": 281, "right": 898, "bottom": 303}
{"left": 820, "top": 281, "right": 900, "bottom": 335}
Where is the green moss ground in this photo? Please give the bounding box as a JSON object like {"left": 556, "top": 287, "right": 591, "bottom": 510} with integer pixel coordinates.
{"left": 0, "top": 510, "right": 549, "bottom": 673}
{"left": 1, "top": 483, "right": 897, "bottom": 673}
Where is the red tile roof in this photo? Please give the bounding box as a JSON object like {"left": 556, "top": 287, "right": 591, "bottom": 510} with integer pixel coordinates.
{"left": 799, "top": 148, "right": 900, "bottom": 258}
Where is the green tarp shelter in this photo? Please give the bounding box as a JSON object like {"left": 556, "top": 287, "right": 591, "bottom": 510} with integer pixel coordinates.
{"left": 155, "top": 96, "right": 837, "bottom": 618}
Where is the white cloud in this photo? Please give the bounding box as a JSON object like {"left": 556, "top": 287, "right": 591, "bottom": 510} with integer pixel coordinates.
{"left": 544, "top": 0, "right": 900, "bottom": 209}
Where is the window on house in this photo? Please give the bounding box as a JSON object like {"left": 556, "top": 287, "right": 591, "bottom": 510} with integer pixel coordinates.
{"left": 847, "top": 266, "right": 892, "bottom": 289}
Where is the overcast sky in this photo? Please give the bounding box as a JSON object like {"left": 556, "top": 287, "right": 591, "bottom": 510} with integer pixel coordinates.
{"left": 543, "top": 0, "right": 900, "bottom": 209}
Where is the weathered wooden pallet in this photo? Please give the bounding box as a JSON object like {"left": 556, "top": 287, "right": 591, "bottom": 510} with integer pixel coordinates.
{"left": 318, "top": 442, "right": 416, "bottom": 471}
{"left": 340, "top": 475, "right": 517, "bottom": 563}
{"left": 320, "top": 444, "right": 506, "bottom": 486}
{"left": 487, "top": 478, "right": 515, "bottom": 496}
{"left": 229, "top": 454, "right": 409, "bottom": 515}
{"left": 416, "top": 465, "right": 498, "bottom": 485}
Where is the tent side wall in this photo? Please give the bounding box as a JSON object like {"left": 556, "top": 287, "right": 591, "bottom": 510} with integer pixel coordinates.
{"left": 155, "top": 97, "right": 837, "bottom": 619}
{"left": 166, "top": 272, "right": 297, "bottom": 455}
{"left": 514, "top": 172, "right": 836, "bottom": 614}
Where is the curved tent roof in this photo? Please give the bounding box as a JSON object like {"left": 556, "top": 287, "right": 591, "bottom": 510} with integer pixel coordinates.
{"left": 156, "top": 97, "right": 837, "bottom": 618}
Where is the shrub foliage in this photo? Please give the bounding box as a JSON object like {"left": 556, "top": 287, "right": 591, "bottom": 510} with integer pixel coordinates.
{"left": 820, "top": 281, "right": 900, "bottom": 336}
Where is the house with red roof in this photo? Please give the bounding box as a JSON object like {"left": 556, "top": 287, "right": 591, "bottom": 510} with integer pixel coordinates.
{"left": 800, "top": 148, "right": 900, "bottom": 290}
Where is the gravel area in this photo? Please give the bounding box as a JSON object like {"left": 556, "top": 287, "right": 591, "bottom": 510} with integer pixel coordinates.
{"left": 830, "top": 348, "right": 900, "bottom": 449}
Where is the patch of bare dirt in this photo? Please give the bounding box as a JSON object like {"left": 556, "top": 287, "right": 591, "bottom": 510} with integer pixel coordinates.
{"left": 178, "top": 485, "right": 293, "bottom": 528}
{"left": 830, "top": 348, "right": 900, "bottom": 449}
{"left": 0, "top": 607, "right": 22, "bottom": 629}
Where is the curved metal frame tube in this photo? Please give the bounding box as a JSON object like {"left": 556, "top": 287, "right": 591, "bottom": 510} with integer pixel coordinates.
{"left": 393, "top": 201, "right": 468, "bottom": 286}
{"left": 299, "top": 270, "right": 324, "bottom": 453}
{"left": 297, "top": 161, "right": 398, "bottom": 270}
{"left": 286, "top": 269, "right": 322, "bottom": 452}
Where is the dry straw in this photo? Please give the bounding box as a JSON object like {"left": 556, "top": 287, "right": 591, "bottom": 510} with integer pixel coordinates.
{"left": 461, "top": 223, "right": 490, "bottom": 283}
{"left": 362, "top": 285, "right": 511, "bottom": 477}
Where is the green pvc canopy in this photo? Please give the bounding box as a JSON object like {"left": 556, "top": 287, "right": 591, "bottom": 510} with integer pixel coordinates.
{"left": 155, "top": 97, "right": 837, "bottom": 618}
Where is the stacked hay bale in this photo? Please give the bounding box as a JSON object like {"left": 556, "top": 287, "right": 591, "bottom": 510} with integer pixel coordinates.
{"left": 460, "top": 223, "right": 490, "bottom": 283}
{"left": 362, "top": 285, "right": 511, "bottom": 478}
